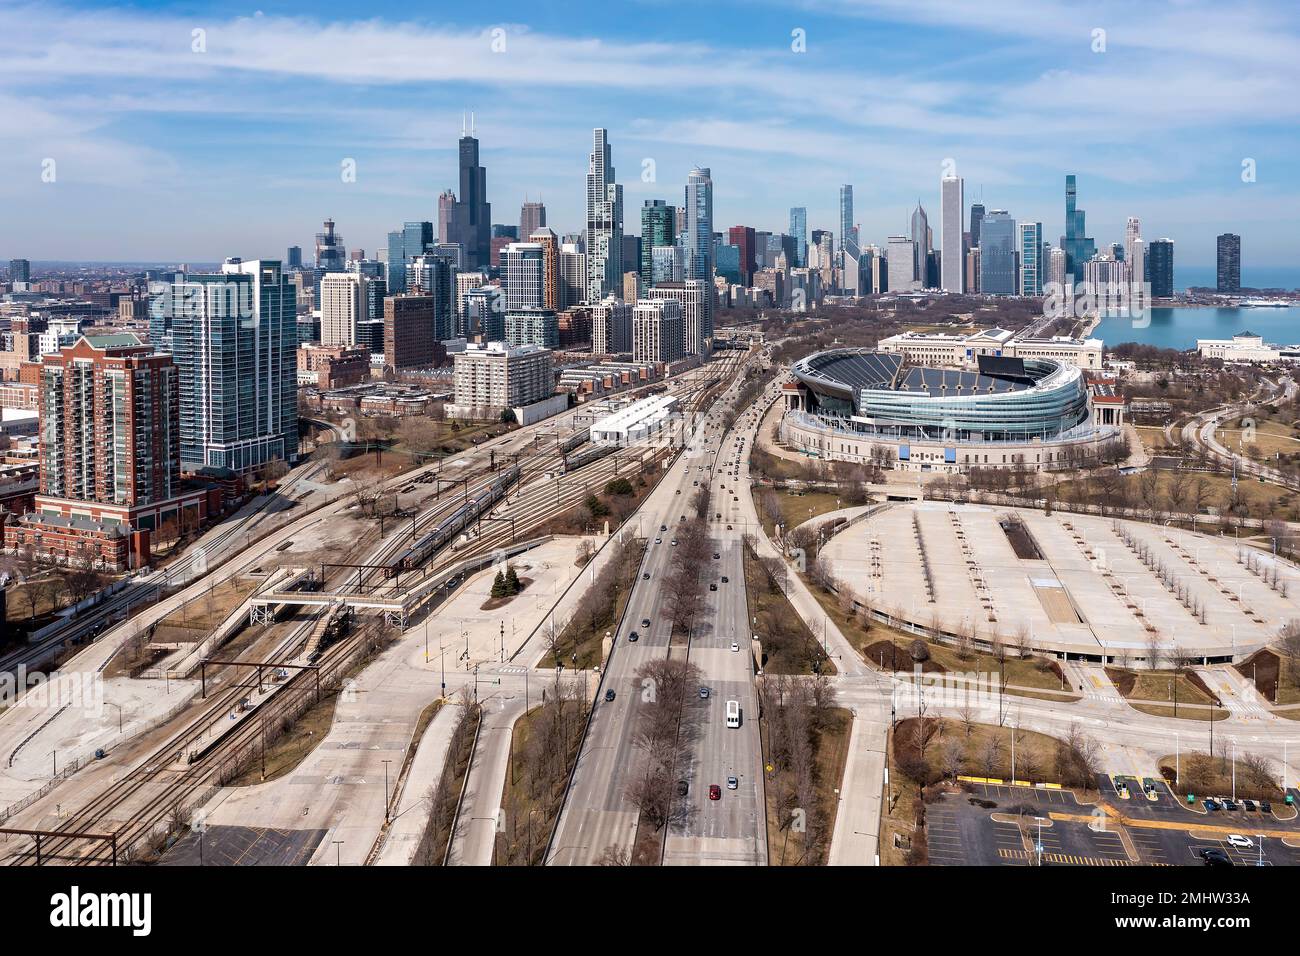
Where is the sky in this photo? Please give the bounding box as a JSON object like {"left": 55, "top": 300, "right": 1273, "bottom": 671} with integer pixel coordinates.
{"left": 2, "top": 0, "right": 1299, "bottom": 267}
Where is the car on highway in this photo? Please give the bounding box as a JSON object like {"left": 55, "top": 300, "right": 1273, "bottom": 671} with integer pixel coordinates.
{"left": 727, "top": 775, "right": 738, "bottom": 790}
{"left": 641, "top": 618, "right": 651, "bottom": 628}
{"left": 643, "top": 572, "right": 650, "bottom": 580}
{"left": 1227, "top": 834, "right": 1254, "bottom": 849}
{"left": 604, "top": 690, "right": 616, "bottom": 702}
{"left": 712, "top": 552, "right": 720, "bottom": 559}
{"left": 671, "top": 539, "right": 678, "bottom": 546}
{"left": 708, "top": 784, "right": 722, "bottom": 801}
{"left": 699, "top": 686, "right": 710, "bottom": 699}
{"left": 1199, "top": 847, "right": 1233, "bottom": 867}
{"left": 726, "top": 524, "right": 732, "bottom": 530}
{"left": 654, "top": 537, "right": 662, "bottom": 544}
{"left": 730, "top": 641, "right": 740, "bottom": 652}
{"left": 627, "top": 631, "right": 639, "bottom": 642}
{"left": 720, "top": 576, "right": 729, "bottom": 583}
{"left": 677, "top": 780, "right": 689, "bottom": 797}
{"left": 709, "top": 583, "right": 717, "bottom": 591}
{"left": 660, "top": 524, "right": 667, "bottom": 531}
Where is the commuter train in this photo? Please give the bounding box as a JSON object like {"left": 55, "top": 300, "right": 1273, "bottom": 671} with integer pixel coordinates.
{"left": 559, "top": 428, "right": 590, "bottom": 454}
{"left": 560, "top": 443, "right": 613, "bottom": 474}
{"left": 384, "top": 466, "right": 520, "bottom": 576}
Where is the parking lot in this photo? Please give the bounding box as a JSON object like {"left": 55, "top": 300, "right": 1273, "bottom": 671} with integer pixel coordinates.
{"left": 924, "top": 781, "right": 1300, "bottom": 867}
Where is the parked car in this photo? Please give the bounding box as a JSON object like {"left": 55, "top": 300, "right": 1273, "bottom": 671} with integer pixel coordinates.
{"left": 1227, "top": 834, "right": 1254, "bottom": 849}
{"left": 1204, "top": 799, "right": 1221, "bottom": 812}
{"left": 1200, "top": 847, "right": 1232, "bottom": 867}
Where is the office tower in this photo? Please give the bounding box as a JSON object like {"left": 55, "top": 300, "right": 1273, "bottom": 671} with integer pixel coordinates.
{"left": 1061, "top": 175, "right": 1096, "bottom": 280}
{"left": 622, "top": 271, "right": 638, "bottom": 303}
{"left": 315, "top": 219, "right": 346, "bottom": 272}
{"left": 841, "top": 243, "right": 865, "bottom": 296}
{"left": 940, "top": 176, "right": 964, "bottom": 293}
{"left": 647, "top": 279, "right": 708, "bottom": 356}
{"left": 592, "top": 297, "right": 633, "bottom": 354}
{"left": 384, "top": 294, "right": 437, "bottom": 372}
{"left": 640, "top": 199, "right": 676, "bottom": 293}
{"left": 529, "top": 228, "right": 560, "bottom": 311}
{"left": 453, "top": 342, "right": 553, "bottom": 412}
{"left": 1148, "top": 239, "right": 1175, "bottom": 297}
{"left": 839, "top": 185, "right": 855, "bottom": 256}
{"left": 386, "top": 221, "right": 434, "bottom": 294}
{"left": 9, "top": 258, "right": 31, "bottom": 284}
{"left": 652, "top": 245, "right": 686, "bottom": 285}
{"left": 632, "top": 298, "right": 684, "bottom": 364}
{"left": 286, "top": 246, "right": 302, "bottom": 270}
{"left": 406, "top": 254, "right": 456, "bottom": 341}
{"left": 492, "top": 224, "right": 519, "bottom": 240}
{"left": 319, "top": 272, "right": 370, "bottom": 347}
{"left": 520, "top": 201, "right": 546, "bottom": 238}
{"left": 1048, "top": 246, "right": 1067, "bottom": 290}
{"left": 37, "top": 333, "right": 179, "bottom": 507}
{"left": 966, "top": 247, "right": 981, "bottom": 294}
{"left": 789, "top": 207, "right": 807, "bottom": 267}
{"left": 715, "top": 245, "right": 741, "bottom": 286}
{"left": 621, "top": 235, "right": 640, "bottom": 276}
{"left": 728, "top": 226, "right": 756, "bottom": 284}
{"left": 504, "top": 307, "right": 559, "bottom": 349}
{"left": 437, "top": 190, "right": 460, "bottom": 247}
{"left": 910, "top": 202, "right": 931, "bottom": 282}
{"left": 684, "top": 167, "right": 714, "bottom": 342}
{"left": 586, "top": 128, "right": 624, "bottom": 303}
{"left": 445, "top": 119, "right": 491, "bottom": 270}
{"left": 969, "top": 203, "right": 985, "bottom": 251}
{"left": 752, "top": 231, "right": 772, "bottom": 269}
{"left": 1125, "top": 217, "right": 1142, "bottom": 267}
{"left": 1018, "top": 222, "right": 1043, "bottom": 296}
{"left": 886, "top": 236, "right": 917, "bottom": 292}
{"left": 1217, "top": 234, "right": 1241, "bottom": 293}
{"left": 979, "top": 211, "right": 1017, "bottom": 295}
{"left": 455, "top": 271, "right": 487, "bottom": 335}
{"left": 158, "top": 259, "right": 296, "bottom": 472}
{"left": 559, "top": 244, "right": 586, "bottom": 309}
{"left": 502, "top": 242, "right": 545, "bottom": 312}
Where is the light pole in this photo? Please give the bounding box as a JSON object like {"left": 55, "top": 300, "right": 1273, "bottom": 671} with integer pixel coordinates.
{"left": 381, "top": 759, "right": 393, "bottom": 822}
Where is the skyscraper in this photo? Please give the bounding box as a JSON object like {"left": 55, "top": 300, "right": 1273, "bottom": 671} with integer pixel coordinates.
{"left": 320, "top": 272, "right": 370, "bottom": 347}
{"left": 520, "top": 201, "right": 546, "bottom": 239}
{"left": 940, "top": 176, "right": 964, "bottom": 293}
{"left": 979, "top": 211, "right": 1017, "bottom": 295}
{"left": 503, "top": 243, "right": 545, "bottom": 312}
{"left": 386, "top": 221, "right": 433, "bottom": 295}
{"left": 407, "top": 254, "right": 456, "bottom": 340}
{"left": 1148, "top": 239, "right": 1175, "bottom": 297}
{"left": 838, "top": 186, "right": 855, "bottom": 257}
{"left": 1018, "top": 222, "right": 1043, "bottom": 296}
{"left": 969, "top": 203, "right": 985, "bottom": 252}
{"left": 886, "top": 236, "right": 917, "bottom": 293}
{"left": 1128, "top": 238, "right": 1146, "bottom": 299}
{"left": 640, "top": 200, "right": 676, "bottom": 293}
{"left": 789, "top": 208, "right": 807, "bottom": 268}
{"left": 1217, "top": 234, "right": 1241, "bottom": 293}
{"left": 1061, "top": 175, "right": 1096, "bottom": 280}
{"left": 585, "top": 129, "right": 623, "bottom": 303}
{"left": 158, "top": 259, "right": 297, "bottom": 473}
{"left": 529, "top": 228, "right": 560, "bottom": 311}
{"left": 8, "top": 258, "right": 30, "bottom": 284}
{"left": 1125, "top": 217, "right": 1142, "bottom": 269}
{"left": 447, "top": 119, "right": 491, "bottom": 270}
{"left": 286, "top": 246, "right": 302, "bottom": 270}
{"left": 728, "top": 226, "right": 756, "bottom": 284}
{"left": 315, "top": 219, "right": 346, "bottom": 272}
{"left": 684, "top": 166, "right": 714, "bottom": 346}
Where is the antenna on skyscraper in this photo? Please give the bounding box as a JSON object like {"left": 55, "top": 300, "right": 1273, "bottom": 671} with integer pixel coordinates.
{"left": 471, "top": 111, "right": 476, "bottom": 135}
{"left": 461, "top": 111, "right": 467, "bottom": 136}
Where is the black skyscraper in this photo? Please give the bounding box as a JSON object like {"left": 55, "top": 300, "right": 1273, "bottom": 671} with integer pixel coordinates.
{"left": 969, "top": 203, "right": 985, "bottom": 251}
{"left": 1148, "top": 239, "right": 1174, "bottom": 297}
{"left": 453, "top": 130, "right": 492, "bottom": 270}
{"left": 1217, "top": 233, "right": 1241, "bottom": 293}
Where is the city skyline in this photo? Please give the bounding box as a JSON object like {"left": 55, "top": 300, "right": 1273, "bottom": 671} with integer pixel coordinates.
{"left": 3, "top": 1, "right": 1299, "bottom": 265}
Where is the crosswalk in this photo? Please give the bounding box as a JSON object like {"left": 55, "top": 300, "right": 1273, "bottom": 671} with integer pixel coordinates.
{"left": 998, "top": 847, "right": 1153, "bottom": 866}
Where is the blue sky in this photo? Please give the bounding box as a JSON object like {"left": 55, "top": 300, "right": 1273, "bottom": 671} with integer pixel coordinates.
{"left": 2, "top": 0, "right": 1299, "bottom": 268}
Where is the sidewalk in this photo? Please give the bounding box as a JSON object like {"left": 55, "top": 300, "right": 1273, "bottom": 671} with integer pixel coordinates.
{"left": 374, "top": 704, "right": 459, "bottom": 866}
{"left": 827, "top": 703, "right": 888, "bottom": 866}
{"left": 446, "top": 695, "right": 526, "bottom": 865}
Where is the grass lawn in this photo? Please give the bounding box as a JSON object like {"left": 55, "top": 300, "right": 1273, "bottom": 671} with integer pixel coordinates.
{"left": 1216, "top": 416, "right": 1300, "bottom": 462}
{"left": 1134, "top": 424, "right": 1175, "bottom": 454}
{"left": 495, "top": 700, "right": 586, "bottom": 865}
{"left": 760, "top": 490, "right": 844, "bottom": 539}
{"left": 1053, "top": 469, "right": 1300, "bottom": 523}
{"left": 743, "top": 546, "right": 835, "bottom": 675}
{"left": 227, "top": 689, "right": 341, "bottom": 785}
{"left": 550, "top": 539, "right": 647, "bottom": 669}
{"left": 1236, "top": 649, "right": 1300, "bottom": 720}
{"left": 1106, "top": 667, "right": 1229, "bottom": 721}
{"left": 760, "top": 705, "right": 853, "bottom": 866}
{"left": 1157, "top": 752, "right": 1285, "bottom": 803}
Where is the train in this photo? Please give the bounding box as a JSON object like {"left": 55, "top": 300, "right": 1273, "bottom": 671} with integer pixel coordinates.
{"left": 561, "top": 443, "right": 613, "bottom": 474}
{"left": 559, "top": 428, "right": 590, "bottom": 454}
{"left": 384, "top": 465, "right": 521, "bottom": 577}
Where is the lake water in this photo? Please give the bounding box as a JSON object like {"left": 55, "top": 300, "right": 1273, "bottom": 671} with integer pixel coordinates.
{"left": 1093, "top": 306, "right": 1300, "bottom": 351}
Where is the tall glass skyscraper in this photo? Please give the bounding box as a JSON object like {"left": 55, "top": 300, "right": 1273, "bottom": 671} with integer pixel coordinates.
{"left": 585, "top": 128, "right": 623, "bottom": 303}
{"left": 450, "top": 124, "right": 491, "bottom": 270}
{"left": 789, "top": 207, "right": 807, "bottom": 267}
{"left": 385, "top": 221, "right": 434, "bottom": 295}
{"left": 640, "top": 200, "right": 676, "bottom": 293}
{"left": 1018, "top": 221, "right": 1043, "bottom": 296}
{"left": 1217, "top": 233, "right": 1241, "bottom": 293}
{"left": 684, "top": 167, "right": 714, "bottom": 351}
{"left": 979, "top": 211, "right": 1017, "bottom": 295}
{"left": 1148, "top": 239, "right": 1174, "bottom": 297}
{"left": 1061, "top": 175, "right": 1096, "bottom": 281}
{"left": 969, "top": 203, "right": 985, "bottom": 251}
{"left": 155, "top": 259, "right": 298, "bottom": 473}
{"left": 838, "top": 185, "right": 855, "bottom": 256}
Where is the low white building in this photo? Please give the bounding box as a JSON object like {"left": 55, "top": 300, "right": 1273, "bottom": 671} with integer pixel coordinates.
{"left": 1197, "top": 332, "right": 1281, "bottom": 363}
{"left": 591, "top": 393, "right": 679, "bottom": 446}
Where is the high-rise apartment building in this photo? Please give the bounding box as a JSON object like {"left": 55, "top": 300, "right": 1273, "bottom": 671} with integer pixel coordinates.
{"left": 1018, "top": 221, "right": 1043, "bottom": 296}
{"left": 385, "top": 221, "right": 433, "bottom": 294}
{"left": 640, "top": 199, "right": 676, "bottom": 293}
{"left": 504, "top": 308, "right": 559, "bottom": 349}
{"left": 839, "top": 185, "right": 855, "bottom": 257}
{"left": 632, "top": 298, "right": 684, "bottom": 364}
{"left": 319, "top": 271, "right": 370, "bottom": 347}
{"left": 940, "top": 176, "right": 964, "bottom": 293}
{"left": 1148, "top": 239, "right": 1175, "bottom": 297}
{"left": 1061, "top": 175, "right": 1096, "bottom": 280}
{"left": 559, "top": 244, "right": 587, "bottom": 309}
{"left": 151, "top": 259, "right": 297, "bottom": 473}
{"left": 384, "top": 294, "right": 437, "bottom": 373}
{"left": 586, "top": 129, "right": 623, "bottom": 303}
{"left": 592, "top": 297, "right": 633, "bottom": 355}
{"left": 1217, "top": 233, "right": 1241, "bottom": 293}
{"left": 646, "top": 280, "right": 708, "bottom": 356}
{"left": 407, "top": 254, "right": 456, "bottom": 340}
{"left": 502, "top": 242, "right": 545, "bottom": 312}
{"left": 452, "top": 341, "right": 553, "bottom": 413}
{"left": 529, "top": 229, "right": 560, "bottom": 311}
{"left": 9, "top": 258, "right": 31, "bottom": 284}
{"left": 684, "top": 167, "right": 714, "bottom": 343}
{"left": 1124, "top": 217, "right": 1142, "bottom": 269}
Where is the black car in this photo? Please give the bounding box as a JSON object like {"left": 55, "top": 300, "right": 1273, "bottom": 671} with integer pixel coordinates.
{"left": 604, "top": 690, "right": 616, "bottom": 702}
{"left": 676, "top": 780, "right": 689, "bottom": 797}
{"left": 627, "top": 631, "right": 639, "bottom": 642}
{"left": 1199, "top": 847, "right": 1233, "bottom": 867}
{"left": 720, "top": 576, "right": 729, "bottom": 583}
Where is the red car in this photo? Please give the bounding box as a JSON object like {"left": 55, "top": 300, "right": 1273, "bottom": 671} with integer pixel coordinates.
{"left": 708, "top": 784, "right": 722, "bottom": 801}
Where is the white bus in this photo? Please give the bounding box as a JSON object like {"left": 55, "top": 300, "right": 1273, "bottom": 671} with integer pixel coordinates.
{"left": 725, "top": 699, "right": 741, "bottom": 729}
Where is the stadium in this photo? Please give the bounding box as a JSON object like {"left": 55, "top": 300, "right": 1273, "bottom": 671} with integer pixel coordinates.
{"left": 779, "top": 348, "right": 1126, "bottom": 473}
